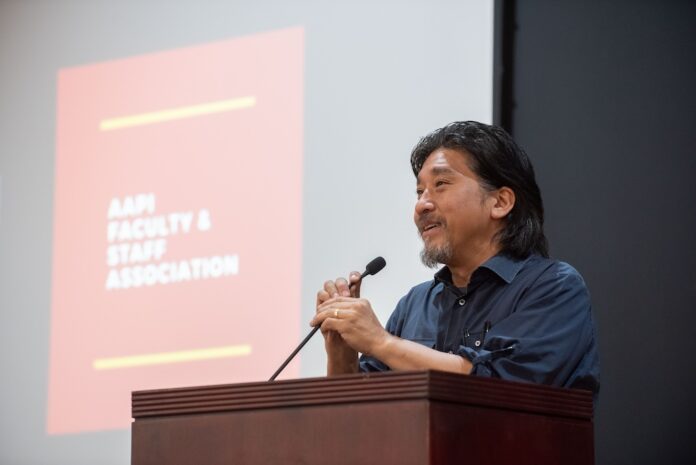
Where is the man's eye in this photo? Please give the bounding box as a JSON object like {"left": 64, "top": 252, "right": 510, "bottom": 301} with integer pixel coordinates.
{"left": 435, "top": 180, "right": 448, "bottom": 187}
{"left": 416, "top": 189, "right": 423, "bottom": 197}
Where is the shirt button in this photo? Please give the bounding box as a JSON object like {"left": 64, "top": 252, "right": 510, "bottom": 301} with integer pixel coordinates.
{"left": 458, "top": 298, "right": 466, "bottom": 306}
{"left": 474, "top": 340, "right": 481, "bottom": 347}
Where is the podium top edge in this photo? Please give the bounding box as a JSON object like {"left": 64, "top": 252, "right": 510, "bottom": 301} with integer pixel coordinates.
{"left": 132, "top": 370, "right": 593, "bottom": 420}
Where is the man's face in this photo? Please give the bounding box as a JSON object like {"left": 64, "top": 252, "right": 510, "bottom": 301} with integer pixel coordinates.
{"left": 414, "top": 148, "right": 496, "bottom": 268}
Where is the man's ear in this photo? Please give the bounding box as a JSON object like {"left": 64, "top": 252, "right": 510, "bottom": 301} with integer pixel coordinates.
{"left": 490, "top": 187, "right": 515, "bottom": 219}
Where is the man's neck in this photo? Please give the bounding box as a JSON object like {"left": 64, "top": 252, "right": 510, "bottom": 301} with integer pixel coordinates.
{"left": 447, "top": 243, "right": 501, "bottom": 287}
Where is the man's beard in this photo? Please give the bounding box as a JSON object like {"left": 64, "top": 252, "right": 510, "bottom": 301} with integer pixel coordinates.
{"left": 420, "top": 241, "right": 453, "bottom": 268}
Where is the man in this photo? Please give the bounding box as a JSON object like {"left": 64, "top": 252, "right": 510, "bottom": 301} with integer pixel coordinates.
{"left": 310, "top": 121, "right": 600, "bottom": 397}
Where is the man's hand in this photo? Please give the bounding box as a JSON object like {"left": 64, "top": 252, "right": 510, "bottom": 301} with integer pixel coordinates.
{"left": 311, "top": 295, "right": 390, "bottom": 358}
{"left": 314, "top": 273, "right": 472, "bottom": 376}
{"left": 315, "top": 272, "right": 363, "bottom": 374}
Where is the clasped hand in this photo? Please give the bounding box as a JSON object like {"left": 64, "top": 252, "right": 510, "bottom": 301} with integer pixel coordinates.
{"left": 311, "top": 273, "right": 389, "bottom": 357}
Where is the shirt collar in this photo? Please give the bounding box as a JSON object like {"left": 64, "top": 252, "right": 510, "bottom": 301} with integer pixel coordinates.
{"left": 479, "top": 254, "right": 528, "bottom": 284}
{"left": 433, "top": 266, "right": 454, "bottom": 287}
{"left": 431, "top": 253, "right": 529, "bottom": 289}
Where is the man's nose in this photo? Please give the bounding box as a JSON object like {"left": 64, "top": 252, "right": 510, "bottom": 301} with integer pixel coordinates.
{"left": 415, "top": 192, "right": 434, "bottom": 215}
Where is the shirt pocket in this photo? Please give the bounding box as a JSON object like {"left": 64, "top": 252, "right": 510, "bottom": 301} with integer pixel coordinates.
{"left": 461, "top": 327, "right": 487, "bottom": 349}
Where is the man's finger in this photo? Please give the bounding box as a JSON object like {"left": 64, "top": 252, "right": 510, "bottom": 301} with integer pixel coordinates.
{"left": 348, "top": 271, "right": 362, "bottom": 297}
{"left": 320, "top": 317, "right": 343, "bottom": 334}
{"left": 310, "top": 307, "right": 333, "bottom": 326}
{"left": 316, "top": 289, "right": 331, "bottom": 307}
{"left": 311, "top": 306, "right": 355, "bottom": 326}
{"left": 317, "top": 297, "right": 361, "bottom": 311}
{"left": 335, "top": 277, "right": 351, "bottom": 297}
{"left": 323, "top": 280, "right": 339, "bottom": 298}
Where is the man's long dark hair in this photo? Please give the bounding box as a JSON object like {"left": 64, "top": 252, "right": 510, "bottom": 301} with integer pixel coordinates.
{"left": 410, "top": 121, "right": 549, "bottom": 259}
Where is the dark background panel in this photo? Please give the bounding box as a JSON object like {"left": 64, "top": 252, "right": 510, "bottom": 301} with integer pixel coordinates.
{"left": 497, "top": 1, "right": 696, "bottom": 464}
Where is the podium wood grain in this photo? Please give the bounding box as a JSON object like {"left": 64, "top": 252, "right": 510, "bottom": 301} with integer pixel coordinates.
{"left": 132, "top": 370, "right": 594, "bottom": 465}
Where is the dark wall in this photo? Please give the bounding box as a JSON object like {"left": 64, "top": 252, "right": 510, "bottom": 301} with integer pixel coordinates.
{"left": 498, "top": 1, "right": 696, "bottom": 464}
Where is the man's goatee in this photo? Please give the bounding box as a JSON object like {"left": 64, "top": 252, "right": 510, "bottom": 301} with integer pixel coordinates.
{"left": 420, "top": 243, "right": 453, "bottom": 268}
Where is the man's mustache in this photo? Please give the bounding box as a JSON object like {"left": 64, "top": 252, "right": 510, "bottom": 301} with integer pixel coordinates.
{"left": 416, "top": 214, "right": 445, "bottom": 234}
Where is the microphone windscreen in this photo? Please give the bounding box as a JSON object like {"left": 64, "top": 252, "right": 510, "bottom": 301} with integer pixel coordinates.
{"left": 364, "top": 256, "right": 386, "bottom": 276}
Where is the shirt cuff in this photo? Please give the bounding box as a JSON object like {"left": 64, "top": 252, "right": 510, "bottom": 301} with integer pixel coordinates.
{"left": 458, "top": 339, "right": 517, "bottom": 377}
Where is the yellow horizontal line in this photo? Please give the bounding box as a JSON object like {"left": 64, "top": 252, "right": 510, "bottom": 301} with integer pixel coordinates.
{"left": 93, "top": 344, "right": 252, "bottom": 370}
{"left": 99, "top": 96, "right": 256, "bottom": 131}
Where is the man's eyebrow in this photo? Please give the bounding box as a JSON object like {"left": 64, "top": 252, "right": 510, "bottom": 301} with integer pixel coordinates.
{"left": 430, "top": 166, "right": 456, "bottom": 175}
{"left": 417, "top": 165, "right": 457, "bottom": 183}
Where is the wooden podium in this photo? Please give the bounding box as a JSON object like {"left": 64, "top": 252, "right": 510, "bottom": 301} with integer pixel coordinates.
{"left": 131, "top": 370, "right": 594, "bottom": 465}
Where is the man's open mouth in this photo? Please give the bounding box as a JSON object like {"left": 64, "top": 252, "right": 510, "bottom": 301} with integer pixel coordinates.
{"left": 420, "top": 222, "right": 443, "bottom": 236}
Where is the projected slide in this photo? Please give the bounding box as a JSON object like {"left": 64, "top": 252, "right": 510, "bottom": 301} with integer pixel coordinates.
{"left": 47, "top": 27, "right": 304, "bottom": 434}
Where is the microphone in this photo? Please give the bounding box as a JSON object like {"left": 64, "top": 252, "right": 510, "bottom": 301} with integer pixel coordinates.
{"left": 362, "top": 256, "right": 387, "bottom": 277}
{"left": 268, "top": 256, "right": 386, "bottom": 381}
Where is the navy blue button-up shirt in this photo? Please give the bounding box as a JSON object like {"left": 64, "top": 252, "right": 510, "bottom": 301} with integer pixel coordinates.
{"left": 360, "top": 254, "right": 600, "bottom": 398}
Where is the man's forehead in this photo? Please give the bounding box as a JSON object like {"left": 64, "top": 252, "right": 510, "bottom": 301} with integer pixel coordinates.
{"left": 417, "top": 148, "right": 472, "bottom": 181}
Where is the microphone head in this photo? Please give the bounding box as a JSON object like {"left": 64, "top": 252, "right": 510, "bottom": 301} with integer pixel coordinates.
{"left": 364, "top": 256, "right": 386, "bottom": 277}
